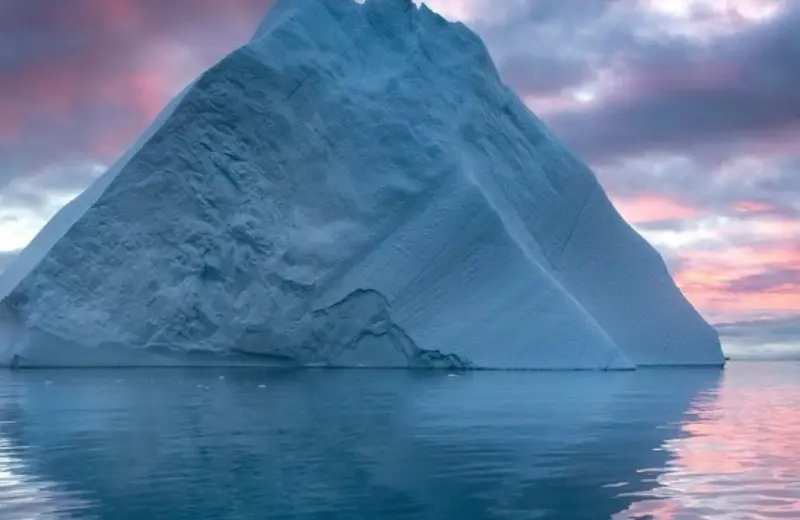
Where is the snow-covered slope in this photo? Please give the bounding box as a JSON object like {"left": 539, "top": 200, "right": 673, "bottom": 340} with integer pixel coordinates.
{"left": 0, "top": 0, "right": 725, "bottom": 369}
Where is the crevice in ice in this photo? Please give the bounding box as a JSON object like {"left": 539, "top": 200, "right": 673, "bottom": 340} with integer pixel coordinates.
{"left": 283, "top": 69, "right": 316, "bottom": 102}
{"left": 391, "top": 206, "right": 479, "bottom": 308}
{"left": 603, "top": 352, "right": 620, "bottom": 371}
{"left": 555, "top": 183, "right": 592, "bottom": 268}
{"left": 658, "top": 332, "right": 676, "bottom": 365}
{"left": 314, "top": 165, "right": 459, "bottom": 301}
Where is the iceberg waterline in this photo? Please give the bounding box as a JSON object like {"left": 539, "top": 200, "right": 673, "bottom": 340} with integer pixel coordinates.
{"left": 0, "top": 0, "right": 725, "bottom": 369}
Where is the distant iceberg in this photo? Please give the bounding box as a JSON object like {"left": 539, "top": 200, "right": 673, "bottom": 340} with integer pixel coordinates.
{"left": 0, "top": 0, "right": 725, "bottom": 369}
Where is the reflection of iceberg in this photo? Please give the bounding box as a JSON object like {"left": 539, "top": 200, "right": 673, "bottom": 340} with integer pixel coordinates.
{"left": 0, "top": 386, "right": 94, "bottom": 518}
{"left": 0, "top": 0, "right": 724, "bottom": 369}
{"left": 3, "top": 368, "right": 721, "bottom": 518}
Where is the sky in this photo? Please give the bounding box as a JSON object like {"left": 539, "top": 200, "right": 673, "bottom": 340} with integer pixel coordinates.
{"left": 0, "top": 0, "right": 798, "bottom": 358}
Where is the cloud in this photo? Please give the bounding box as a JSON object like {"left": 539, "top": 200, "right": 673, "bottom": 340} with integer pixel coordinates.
{"left": 0, "top": 0, "right": 274, "bottom": 190}
{"left": 431, "top": 0, "right": 800, "bottom": 172}
{"left": 464, "top": 0, "right": 619, "bottom": 98}
{"left": 595, "top": 153, "right": 800, "bottom": 232}
{"left": 724, "top": 267, "right": 800, "bottom": 294}
{"left": 0, "top": 162, "right": 103, "bottom": 253}
{"left": 716, "top": 315, "right": 800, "bottom": 359}
{"left": 672, "top": 240, "right": 800, "bottom": 321}
{"left": 542, "top": 2, "right": 800, "bottom": 162}
{"left": 612, "top": 195, "right": 705, "bottom": 224}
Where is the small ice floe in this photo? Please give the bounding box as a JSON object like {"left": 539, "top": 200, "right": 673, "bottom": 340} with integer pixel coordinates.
{"left": 257, "top": 384, "right": 266, "bottom": 389}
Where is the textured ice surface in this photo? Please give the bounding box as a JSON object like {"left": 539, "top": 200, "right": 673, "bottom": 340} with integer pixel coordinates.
{"left": 0, "top": 0, "right": 724, "bottom": 369}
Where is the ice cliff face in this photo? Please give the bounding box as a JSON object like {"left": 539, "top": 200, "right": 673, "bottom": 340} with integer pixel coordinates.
{"left": 0, "top": 0, "right": 725, "bottom": 369}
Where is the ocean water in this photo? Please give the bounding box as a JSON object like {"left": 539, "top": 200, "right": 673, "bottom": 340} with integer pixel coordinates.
{"left": 0, "top": 362, "right": 797, "bottom": 520}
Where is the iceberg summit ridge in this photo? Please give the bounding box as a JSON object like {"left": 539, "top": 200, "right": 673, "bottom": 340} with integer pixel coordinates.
{"left": 0, "top": 0, "right": 725, "bottom": 369}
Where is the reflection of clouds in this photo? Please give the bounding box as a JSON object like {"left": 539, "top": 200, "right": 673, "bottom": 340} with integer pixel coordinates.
{"left": 615, "top": 362, "right": 800, "bottom": 519}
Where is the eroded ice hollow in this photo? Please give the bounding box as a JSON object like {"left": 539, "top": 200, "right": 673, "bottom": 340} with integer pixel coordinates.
{"left": 0, "top": 0, "right": 725, "bottom": 369}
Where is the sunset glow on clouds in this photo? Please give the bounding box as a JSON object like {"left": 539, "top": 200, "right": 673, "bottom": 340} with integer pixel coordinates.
{"left": 0, "top": 0, "right": 798, "bottom": 357}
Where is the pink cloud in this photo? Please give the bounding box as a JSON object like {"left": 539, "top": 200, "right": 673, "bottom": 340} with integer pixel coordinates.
{"left": 733, "top": 200, "right": 776, "bottom": 214}
{"left": 674, "top": 241, "right": 800, "bottom": 319}
{"left": 612, "top": 195, "right": 705, "bottom": 223}
{"left": 0, "top": 0, "right": 274, "bottom": 165}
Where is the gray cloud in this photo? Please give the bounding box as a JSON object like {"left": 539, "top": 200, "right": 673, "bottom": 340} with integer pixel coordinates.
{"left": 0, "top": 161, "right": 105, "bottom": 215}
{"left": 474, "top": 0, "right": 633, "bottom": 98}
{"left": 498, "top": 53, "right": 592, "bottom": 96}
{"left": 635, "top": 218, "right": 703, "bottom": 233}
{"left": 724, "top": 268, "right": 800, "bottom": 294}
{"left": 464, "top": 0, "right": 800, "bottom": 167}
{"left": 716, "top": 316, "right": 800, "bottom": 359}
{"left": 472, "top": 0, "right": 625, "bottom": 96}
{"left": 542, "top": 3, "right": 800, "bottom": 162}
{"left": 0, "top": 104, "right": 135, "bottom": 190}
{"left": 718, "top": 316, "right": 800, "bottom": 343}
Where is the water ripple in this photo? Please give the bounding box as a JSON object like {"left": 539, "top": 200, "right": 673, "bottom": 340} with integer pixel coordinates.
{"left": 615, "top": 362, "right": 800, "bottom": 520}
{"left": 0, "top": 363, "right": 796, "bottom": 519}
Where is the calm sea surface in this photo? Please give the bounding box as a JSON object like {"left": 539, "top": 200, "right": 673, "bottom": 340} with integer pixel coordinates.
{"left": 0, "top": 362, "right": 797, "bottom": 519}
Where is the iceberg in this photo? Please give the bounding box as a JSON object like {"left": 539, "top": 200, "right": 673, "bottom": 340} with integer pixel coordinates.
{"left": 0, "top": 0, "right": 725, "bottom": 369}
